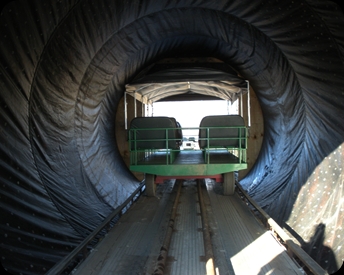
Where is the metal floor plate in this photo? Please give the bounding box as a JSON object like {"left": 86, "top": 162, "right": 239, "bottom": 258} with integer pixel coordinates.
{"left": 72, "top": 180, "right": 303, "bottom": 275}
{"left": 167, "top": 181, "right": 206, "bottom": 275}
{"left": 205, "top": 181, "right": 303, "bottom": 275}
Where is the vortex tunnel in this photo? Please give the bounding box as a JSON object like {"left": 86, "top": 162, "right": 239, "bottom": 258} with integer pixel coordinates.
{"left": 0, "top": 0, "right": 343, "bottom": 274}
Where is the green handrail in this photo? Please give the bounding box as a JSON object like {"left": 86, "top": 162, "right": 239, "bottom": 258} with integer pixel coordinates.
{"left": 129, "top": 126, "right": 248, "bottom": 166}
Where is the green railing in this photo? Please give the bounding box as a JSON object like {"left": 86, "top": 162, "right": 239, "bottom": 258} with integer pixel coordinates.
{"left": 129, "top": 126, "right": 248, "bottom": 166}
{"left": 129, "top": 127, "right": 180, "bottom": 164}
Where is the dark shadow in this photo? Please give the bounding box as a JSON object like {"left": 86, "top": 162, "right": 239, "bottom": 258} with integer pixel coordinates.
{"left": 300, "top": 224, "right": 339, "bottom": 274}
{"left": 259, "top": 251, "right": 304, "bottom": 275}
{"left": 283, "top": 223, "right": 339, "bottom": 274}
{"left": 330, "top": 262, "right": 344, "bottom": 275}
{"left": 258, "top": 224, "right": 340, "bottom": 275}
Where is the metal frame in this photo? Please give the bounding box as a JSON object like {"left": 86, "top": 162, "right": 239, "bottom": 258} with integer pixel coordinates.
{"left": 124, "top": 79, "right": 250, "bottom": 129}
{"left": 129, "top": 125, "right": 248, "bottom": 177}
{"left": 132, "top": 162, "right": 247, "bottom": 176}
{"left": 246, "top": 80, "right": 251, "bottom": 127}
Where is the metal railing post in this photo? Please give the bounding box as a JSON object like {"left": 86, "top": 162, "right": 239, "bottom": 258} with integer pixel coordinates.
{"left": 124, "top": 92, "right": 128, "bottom": 130}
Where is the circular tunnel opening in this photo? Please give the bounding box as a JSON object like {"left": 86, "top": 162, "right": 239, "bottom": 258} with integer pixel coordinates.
{"left": 73, "top": 6, "right": 301, "bottom": 212}
{"left": 27, "top": 3, "right": 309, "bottom": 236}
{"left": 114, "top": 57, "right": 265, "bottom": 183}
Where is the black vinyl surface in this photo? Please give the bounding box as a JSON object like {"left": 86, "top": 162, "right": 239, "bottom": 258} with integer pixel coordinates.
{"left": 0, "top": 1, "right": 343, "bottom": 274}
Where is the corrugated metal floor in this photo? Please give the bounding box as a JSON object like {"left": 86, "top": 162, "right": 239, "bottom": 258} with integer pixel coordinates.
{"left": 204, "top": 180, "right": 303, "bottom": 275}
{"left": 72, "top": 181, "right": 176, "bottom": 275}
{"left": 72, "top": 180, "right": 303, "bottom": 275}
{"left": 167, "top": 181, "right": 205, "bottom": 275}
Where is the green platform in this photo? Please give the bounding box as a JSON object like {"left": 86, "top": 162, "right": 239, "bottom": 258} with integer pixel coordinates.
{"left": 129, "top": 123, "right": 248, "bottom": 177}
{"left": 130, "top": 146, "right": 247, "bottom": 177}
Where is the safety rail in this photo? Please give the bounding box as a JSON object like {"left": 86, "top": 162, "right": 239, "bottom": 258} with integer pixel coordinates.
{"left": 236, "top": 183, "right": 328, "bottom": 275}
{"left": 199, "top": 125, "right": 247, "bottom": 165}
{"left": 129, "top": 126, "right": 248, "bottom": 166}
{"left": 46, "top": 181, "right": 145, "bottom": 275}
{"left": 129, "top": 127, "right": 181, "bottom": 165}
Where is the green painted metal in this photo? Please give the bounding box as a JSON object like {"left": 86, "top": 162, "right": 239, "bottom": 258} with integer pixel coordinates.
{"left": 128, "top": 125, "right": 248, "bottom": 177}
{"left": 130, "top": 163, "right": 247, "bottom": 176}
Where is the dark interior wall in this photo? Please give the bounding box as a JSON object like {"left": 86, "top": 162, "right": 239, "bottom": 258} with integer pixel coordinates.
{"left": 0, "top": 0, "right": 343, "bottom": 274}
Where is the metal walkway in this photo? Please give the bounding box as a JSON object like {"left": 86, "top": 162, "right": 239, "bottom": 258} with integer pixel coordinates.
{"left": 72, "top": 180, "right": 303, "bottom": 275}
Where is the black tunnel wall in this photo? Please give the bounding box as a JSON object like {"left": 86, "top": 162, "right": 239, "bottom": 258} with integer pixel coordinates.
{"left": 0, "top": 0, "right": 343, "bottom": 274}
